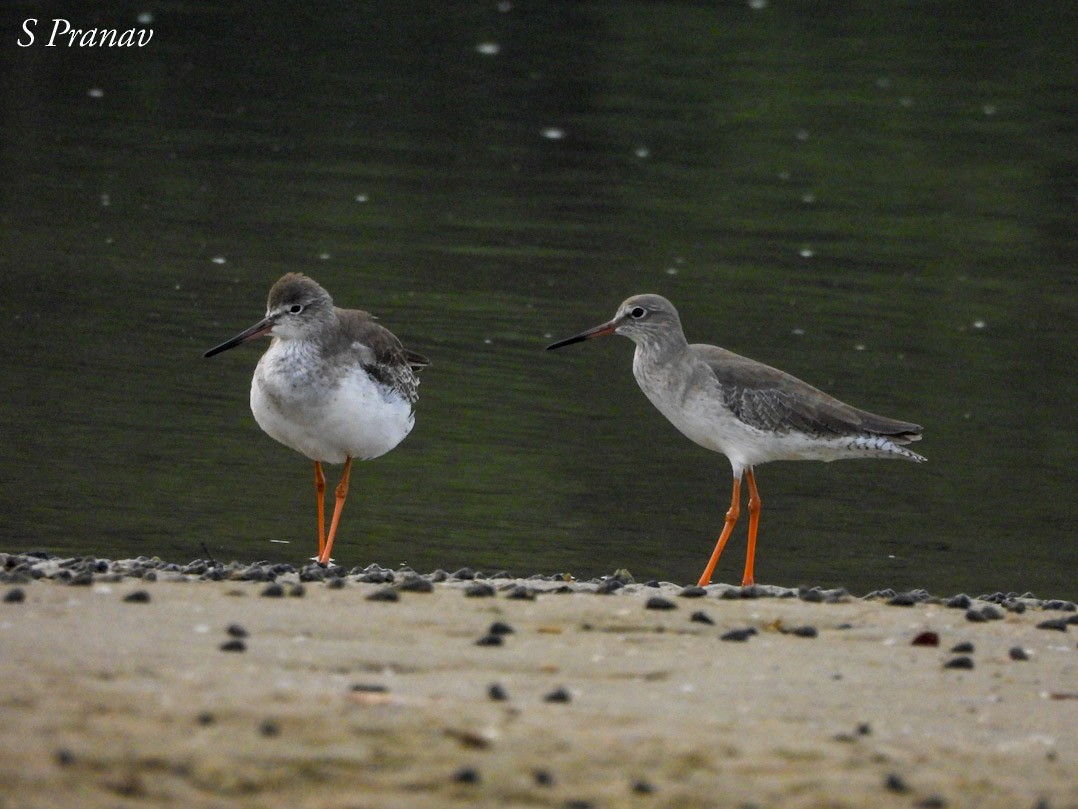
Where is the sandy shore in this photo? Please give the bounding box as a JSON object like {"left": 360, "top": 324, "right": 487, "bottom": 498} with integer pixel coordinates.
{"left": 1, "top": 556, "right": 1075, "bottom": 809}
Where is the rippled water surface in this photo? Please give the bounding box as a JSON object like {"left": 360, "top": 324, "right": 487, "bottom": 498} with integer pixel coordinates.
{"left": 1, "top": 2, "right": 1074, "bottom": 597}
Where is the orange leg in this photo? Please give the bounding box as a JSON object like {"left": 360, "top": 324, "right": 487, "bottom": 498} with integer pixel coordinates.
{"left": 742, "top": 468, "right": 761, "bottom": 587}
{"left": 697, "top": 475, "right": 742, "bottom": 586}
{"left": 313, "top": 462, "right": 327, "bottom": 557}
{"left": 318, "top": 457, "right": 353, "bottom": 566}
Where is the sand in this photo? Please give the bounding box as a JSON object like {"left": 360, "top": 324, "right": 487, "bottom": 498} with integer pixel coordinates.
{"left": 0, "top": 556, "right": 1074, "bottom": 809}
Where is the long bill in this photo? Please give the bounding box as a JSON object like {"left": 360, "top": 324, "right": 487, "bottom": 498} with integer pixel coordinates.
{"left": 203, "top": 316, "right": 275, "bottom": 358}
{"left": 546, "top": 320, "right": 619, "bottom": 350}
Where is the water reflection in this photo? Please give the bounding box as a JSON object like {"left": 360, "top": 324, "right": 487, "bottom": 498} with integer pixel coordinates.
{"left": 0, "top": 1, "right": 1073, "bottom": 598}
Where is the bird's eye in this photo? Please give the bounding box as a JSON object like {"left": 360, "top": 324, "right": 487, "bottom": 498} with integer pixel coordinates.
{"left": 630, "top": 306, "right": 646, "bottom": 319}
{"left": 289, "top": 304, "right": 304, "bottom": 314}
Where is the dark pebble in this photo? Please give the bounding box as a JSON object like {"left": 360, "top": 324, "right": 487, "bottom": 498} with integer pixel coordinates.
{"left": 1044, "top": 599, "right": 1076, "bottom": 612}
{"left": 884, "top": 772, "right": 910, "bottom": 793}
{"left": 980, "top": 605, "right": 1003, "bottom": 620}
{"left": 487, "top": 683, "right": 509, "bottom": 701}
{"left": 68, "top": 571, "right": 94, "bottom": 586}
{"left": 260, "top": 583, "right": 285, "bottom": 598}
{"left": 226, "top": 623, "right": 248, "bottom": 638}
{"left": 739, "top": 585, "right": 760, "bottom": 598}
{"left": 720, "top": 628, "right": 757, "bottom": 642}
{"left": 475, "top": 634, "right": 503, "bottom": 647}
{"left": 789, "top": 625, "right": 818, "bottom": 638}
{"left": 946, "top": 594, "right": 972, "bottom": 609}
{"left": 1036, "top": 618, "right": 1069, "bottom": 632}
{"left": 690, "top": 611, "right": 715, "bottom": 625}
{"left": 219, "top": 639, "right": 247, "bottom": 653}
{"left": 54, "top": 748, "right": 75, "bottom": 767}
{"left": 595, "top": 578, "right": 623, "bottom": 594}
{"left": 888, "top": 593, "right": 917, "bottom": 607}
{"left": 856, "top": 722, "right": 872, "bottom": 735}
{"left": 965, "top": 609, "right": 988, "bottom": 623}
{"left": 943, "top": 655, "right": 974, "bottom": 670}
{"left": 464, "top": 582, "right": 496, "bottom": 598}
{"left": 3, "top": 588, "right": 26, "bottom": 603}
{"left": 398, "top": 576, "right": 434, "bottom": 593}
{"left": 258, "top": 719, "right": 280, "bottom": 737}
{"left": 643, "top": 579, "right": 660, "bottom": 588}
{"left": 678, "top": 585, "right": 707, "bottom": 598}
{"left": 326, "top": 577, "right": 346, "bottom": 589}
{"left": 543, "top": 687, "right": 572, "bottom": 703}
{"left": 489, "top": 621, "right": 514, "bottom": 636}
{"left": 533, "top": 768, "right": 555, "bottom": 786}
{"left": 196, "top": 712, "right": 215, "bottom": 725}
{"left": 451, "top": 766, "right": 480, "bottom": 784}
{"left": 798, "top": 587, "right": 825, "bottom": 603}
{"left": 366, "top": 587, "right": 400, "bottom": 602}
{"left": 350, "top": 683, "right": 388, "bottom": 693}
{"left": 631, "top": 779, "right": 656, "bottom": 794}
{"left": 123, "top": 590, "right": 151, "bottom": 603}
{"left": 504, "top": 585, "right": 536, "bottom": 600}
{"left": 1009, "top": 646, "right": 1030, "bottom": 661}
{"left": 950, "top": 641, "right": 975, "bottom": 653}
{"left": 645, "top": 596, "right": 677, "bottom": 611}
{"left": 288, "top": 584, "right": 305, "bottom": 598}
{"left": 451, "top": 567, "right": 477, "bottom": 581}
{"left": 911, "top": 631, "right": 940, "bottom": 647}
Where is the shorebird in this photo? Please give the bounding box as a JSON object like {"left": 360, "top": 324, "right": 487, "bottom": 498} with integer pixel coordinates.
{"left": 547, "top": 294, "right": 925, "bottom": 587}
{"left": 204, "top": 273, "right": 427, "bottom": 566}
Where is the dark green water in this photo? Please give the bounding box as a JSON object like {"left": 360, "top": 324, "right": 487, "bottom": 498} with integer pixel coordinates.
{"left": 2, "top": 2, "right": 1075, "bottom": 597}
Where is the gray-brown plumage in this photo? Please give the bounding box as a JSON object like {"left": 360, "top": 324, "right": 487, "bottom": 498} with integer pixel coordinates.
{"left": 547, "top": 293, "right": 924, "bottom": 587}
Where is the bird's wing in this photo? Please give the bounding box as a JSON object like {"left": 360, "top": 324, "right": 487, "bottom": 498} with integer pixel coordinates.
{"left": 339, "top": 309, "right": 425, "bottom": 403}
{"left": 693, "top": 344, "right": 921, "bottom": 441}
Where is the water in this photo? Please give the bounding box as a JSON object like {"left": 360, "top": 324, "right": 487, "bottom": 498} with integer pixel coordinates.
{"left": 1, "top": 1, "right": 1074, "bottom": 598}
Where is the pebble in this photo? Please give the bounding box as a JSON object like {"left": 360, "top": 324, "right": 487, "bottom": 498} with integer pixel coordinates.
{"left": 464, "top": 582, "right": 496, "bottom": 598}
{"left": 398, "top": 576, "right": 434, "bottom": 593}
{"left": 451, "top": 567, "right": 477, "bottom": 581}
{"left": 288, "top": 584, "right": 305, "bottom": 598}
{"left": 226, "top": 623, "right": 248, "bottom": 638}
{"left": 911, "top": 631, "right": 940, "bottom": 647}
{"left": 54, "top": 748, "right": 76, "bottom": 766}
{"left": 631, "top": 778, "right": 656, "bottom": 794}
{"left": 3, "top": 588, "right": 26, "bottom": 603}
{"left": 122, "top": 589, "right": 151, "bottom": 603}
{"left": 475, "top": 634, "right": 503, "bottom": 647}
{"left": 788, "top": 625, "right": 818, "bottom": 638}
{"left": 1008, "top": 646, "right": 1030, "bottom": 661}
{"left": 366, "top": 587, "right": 400, "bottom": 602}
{"left": 720, "top": 628, "right": 757, "bottom": 642}
{"left": 1036, "top": 618, "right": 1069, "bottom": 632}
{"left": 943, "top": 656, "right": 974, "bottom": 670}
{"left": 196, "top": 711, "right": 215, "bottom": 725}
{"left": 350, "top": 683, "right": 388, "bottom": 693}
{"left": 487, "top": 683, "right": 509, "bottom": 701}
{"left": 504, "top": 585, "right": 536, "bottom": 600}
{"left": 533, "top": 768, "right": 555, "bottom": 786}
{"left": 450, "top": 766, "right": 480, "bottom": 784}
{"left": 258, "top": 719, "right": 280, "bottom": 737}
{"left": 260, "top": 583, "right": 285, "bottom": 598}
{"left": 488, "top": 621, "right": 514, "bottom": 636}
{"left": 950, "top": 641, "right": 974, "bottom": 653}
{"left": 595, "top": 579, "right": 623, "bottom": 594}
{"left": 884, "top": 772, "right": 910, "bottom": 793}
{"left": 219, "top": 639, "right": 246, "bottom": 653}
{"left": 645, "top": 596, "right": 677, "bottom": 610}
{"left": 543, "top": 687, "right": 572, "bottom": 703}
{"left": 677, "top": 585, "right": 707, "bottom": 598}
{"left": 690, "top": 611, "right": 715, "bottom": 625}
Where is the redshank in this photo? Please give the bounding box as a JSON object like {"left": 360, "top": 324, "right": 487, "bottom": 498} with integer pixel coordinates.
{"left": 547, "top": 294, "right": 925, "bottom": 587}
{"left": 204, "top": 273, "right": 427, "bottom": 565}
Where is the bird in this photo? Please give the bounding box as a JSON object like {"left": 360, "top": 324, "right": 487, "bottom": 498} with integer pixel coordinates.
{"left": 204, "top": 273, "right": 427, "bottom": 566}
{"left": 546, "top": 294, "right": 924, "bottom": 587}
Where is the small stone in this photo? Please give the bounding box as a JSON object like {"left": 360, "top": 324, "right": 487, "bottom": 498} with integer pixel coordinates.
{"left": 720, "top": 628, "right": 756, "bottom": 642}
{"left": 219, "top": 639, "right": 246, "bottom": 652}
{"left": 888, "top": 593, "right": 917, "bottom": 607}
{"left": 487, "top": 683, "right": 509, "bottom": 701}
{"left": 350, "top": 683, "right": 388, "bottom": 693}
{"left": 451, "top": 766, "right": 480, "bottom": 784}
{"left": 196, "top": 712, "right": 215, "bottom": 725}
{"left": 914, "top": 794, "right": 948, "bottom": 808}
{"left": 258, "top": 719, "right": 280, "bottom": 737}
{"left": 464, "top": 582, "right": 495, "bottom": 597}
{"left": 504, "top": 585, "right": 536, "bottom": 600}
{"left": 789, "top": 625, "right": 818, "bottom": 638}
{"left": 366, "top": 587, "right": 400, "bottom": 602}
{"left": 475, "top": 634, "right": 503, "bottom": 647}
{"left": 595, "top": 578, "right": 623, "bottom": 594}
{"left": 965, "top": 609, "right": 988, "bottom": 623}
{"left": 226, "top": 623, "right": 248, "bottom": 638}
{"left": 678, "top": 585, "right": 707, "bottom": 598}
{"left": 260, "top": 583, "right": 285, "bottom": 598}
{"left": 950, "top": 641, "right": 975, "bottom": 653}
{"left": 3, "top": 588, "right": 26, "bottom": 603}
{"left": 690, "top": 611, "right": 715, "bottom": 625}
{"left": 645, "top": 596, "right": 677, "bottom": 611}
{"left": 884, "top": 772, "right": 910, "bottom": 793}
{"left": 1036, "top": 618, "right": 1069, "bottom": 632}
{"left": 533, "top": 768, "right": 555, "bottom": 786}
{"left": 398, "top": 576, "right": 434, "bottom": 593}
{"left": 943, "top": 655, "right": 974, "bottom": 670}
{"left": 288, "top": 584, "right": 305, "bottom": 598}
{"left": 980, "top": 605, "right": 1004, "bottom": 620}
{"left": 856, "top": 722, "right": 872, "bottom": 735}
{"left": 946, "top": 594, "right": 972, "bottom": 609}
{"left": 911, "top": 631, "right": 940, "bottom": 647}
{"left": 54, "top": 748, "right": 75, "bottom": 766}
{"left": 451, "top": 567, "right": 477, "bottom": 581}
{"left": 326, "top": 577, "right": 346, "bottom": 589}
{"left": 488, "top": 621, "right": 514, "bottom": 636}
{"left": 1008, "top": 646, "right": 1030, "bottom": 661}
{"left": 123, "top": 589, "right": 151, "bottom": 603}
{"left": 543, "top": 687, "right": 572, "bottom": 703}
{"left": 631, "top": 778, "right": 656, "bottom": 794}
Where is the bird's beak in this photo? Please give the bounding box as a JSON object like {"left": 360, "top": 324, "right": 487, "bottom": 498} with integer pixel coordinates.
{"left": 203, "top": 315, "right": 276, "bottom": 358}
{"left": 546, "top": 318, "right": 619, "bottom": 350}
